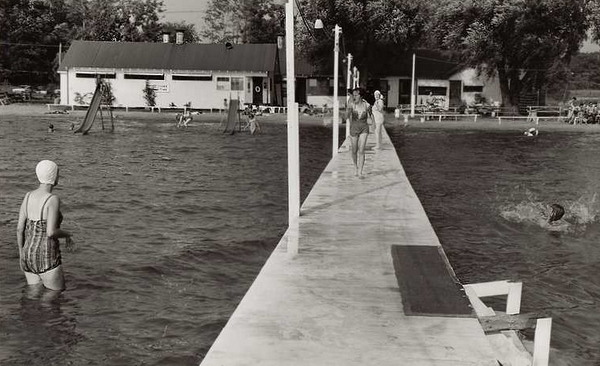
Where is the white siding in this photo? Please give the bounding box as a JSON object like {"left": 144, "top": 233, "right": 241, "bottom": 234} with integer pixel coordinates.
{"left": 64, "top": 68, "right": 270, "bottom": 109}
{"left": 449, "top": 68, "right": 502, "bottom": 105}
{"left": 381, "top": 67, "right": 503, "bottom": 109}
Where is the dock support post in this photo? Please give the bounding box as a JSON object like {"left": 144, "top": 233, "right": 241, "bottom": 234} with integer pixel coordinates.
{"left": 533, "top": 318, "right": 552, "bottom": 366}
{"left": 506, "top": 282, "right": 522, "bottom": 315}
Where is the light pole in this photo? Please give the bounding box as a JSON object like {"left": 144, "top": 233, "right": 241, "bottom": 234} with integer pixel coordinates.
{"left": 345, "top": 53, "right": 352, "bottom": 138}
{"left": 284, "top": 0, "right": 299, "bottom": 223}
{"left": 410, "top": 52, "right": 416, "bottom": 118}
{"left": 315, "top": 20, "right": 341, "bottom": 158}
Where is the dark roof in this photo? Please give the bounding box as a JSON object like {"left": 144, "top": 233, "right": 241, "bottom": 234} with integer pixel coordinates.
{"left": 280, "top": 48, "right": 464, "bottom": 79}
{"left": 376, "top": 49, "right": 464, "bottom": 79}
{"left": 59, "top": 41, "right": 279, "bottom": 73}
{"left": 279, "top": 49, "right": 325, "bottom": 77}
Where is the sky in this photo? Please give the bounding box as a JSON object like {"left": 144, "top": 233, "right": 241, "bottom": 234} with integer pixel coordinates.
{"left": 160, "top": 0, "right": 600, "bottom": 53}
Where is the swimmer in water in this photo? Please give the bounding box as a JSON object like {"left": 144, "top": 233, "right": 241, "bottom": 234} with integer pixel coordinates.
{"left": 542, "top": 203, "right": 565, "bottom": 224}
{"left": 175, "top": 111, "right": 193, "bottom": 128}
{"left": 524, "top": 127, "right": 538, "bottom": 137}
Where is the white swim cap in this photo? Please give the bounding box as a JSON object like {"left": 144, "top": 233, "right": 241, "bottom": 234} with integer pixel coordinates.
{"left": 35, "top": 160, "right": 58, "bottom": 185}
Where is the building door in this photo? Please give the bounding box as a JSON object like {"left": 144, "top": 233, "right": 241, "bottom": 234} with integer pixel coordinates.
{"left": 252, "top": 77, "right": 263, "bottom": 105}
{"left": 296, "top": 78, "right": 307, "bottom": 104}
{"left": 398, "top": 79, "right": 411, "bottom": 105}
{"left": 449, "top": 80, "right": 462, "bottom": 107}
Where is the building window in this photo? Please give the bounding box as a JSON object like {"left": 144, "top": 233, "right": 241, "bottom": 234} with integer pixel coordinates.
{"left": 308, "top": 78, "right": 334, "bottom": 95}
{"left": 172, "top": 75, "right": 212, "bottom": 81}
{"left": 124, "top": 74, "right": 164, "bottom": 80}
{"left": 76, "top": 73, "right": 116, "bottom": 79}
{"left": 217, "top": 77, "right": 230, "bottom": 90}
{"left": 417, "top": 86, "right": 446, "bottom": 95}
{"left": 463, "top": 85, "right": 484, "bottom": 93}
{"left": 231, "top": 77, "right": 244, "bottom": 91}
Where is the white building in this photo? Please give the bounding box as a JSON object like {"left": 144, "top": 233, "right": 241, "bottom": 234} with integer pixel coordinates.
{"left": 377, "top": 49, "right": 502, "bottom": 109}
{"left": 58, "top": 37, "right": 283, "bottom": 109}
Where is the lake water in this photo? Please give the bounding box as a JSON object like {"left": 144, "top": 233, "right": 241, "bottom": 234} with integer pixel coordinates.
{"left": 0, "top": 114, "right": 333, "bottom": 366}
{"left": 388, "top": 124, "right": 600, "bottom": 366}
{"left": 2, "top": 114, "right": 598, "bottom": 366}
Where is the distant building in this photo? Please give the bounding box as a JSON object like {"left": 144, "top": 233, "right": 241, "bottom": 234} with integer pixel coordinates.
{"left": 58, "top": 37, "right": 282, "bottom": 109}
{"left": 281, "top": 49, "right": 502, "bottom": 110}
{"left": 58, "top": 40, "right": 502, "bottom": 110}
{"left": 375, "top": 49, "right": 502, "bottom": 109}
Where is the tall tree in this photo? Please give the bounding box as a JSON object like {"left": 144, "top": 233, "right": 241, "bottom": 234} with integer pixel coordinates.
{"left": 66, "top": 0, "right": 164, "bottom": 42}
{"left": 161, "top": 21, "right": 200, "bottom": 43}
{"left": 241, "top": 0, "right": 284, "bottom": 43}
{"left": 201, "top": 0, "right": 243, "bottom": 43}
{"left": 427, "top": 0, "right": 593, "bottom": 107}
{"left": 201, "top": 0, "right": 284, "bottom": 43}
{"left": 296, "top": 0, "right": 430, "bottom": 82}
{"left": 119, "top": 0, "right": 164, "bottom": 42}
{"left": 588, "top": 0, "right": 600, "bottom": 42}
{"left": 0, "top": 0, "right": 67, "bottom": 84}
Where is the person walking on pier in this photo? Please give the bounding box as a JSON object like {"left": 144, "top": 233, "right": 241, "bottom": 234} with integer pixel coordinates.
{"left": 347, "top": 87, "right": 372, "bottom": 178}
{"left": 372, "top": 90, "right": 385, "bottom": 150}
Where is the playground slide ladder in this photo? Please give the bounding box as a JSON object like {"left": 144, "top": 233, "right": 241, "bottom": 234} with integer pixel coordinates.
{"left": 74, "top": 83, "right": 103, "bottom": 134}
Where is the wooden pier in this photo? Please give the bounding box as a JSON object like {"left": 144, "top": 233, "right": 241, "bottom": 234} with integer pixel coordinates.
{"left": 199, "top": 128, "right": 545, "bottom": 366}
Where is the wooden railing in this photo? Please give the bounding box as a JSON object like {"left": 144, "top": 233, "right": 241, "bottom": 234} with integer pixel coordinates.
{"left": 464, "top": 280, "right": 552, "bottom": 366}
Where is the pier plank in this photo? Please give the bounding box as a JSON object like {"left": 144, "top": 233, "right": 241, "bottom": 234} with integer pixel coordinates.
{"left": 200, "top": 129, "right": 499, "bottom": 366}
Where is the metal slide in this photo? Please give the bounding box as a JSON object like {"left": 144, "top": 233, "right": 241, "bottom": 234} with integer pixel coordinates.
{"left": 73, "top": 83, "right": 103, "bottom": 134}
{"left": 222, "top": 99, "right": 240, "bottom": 134}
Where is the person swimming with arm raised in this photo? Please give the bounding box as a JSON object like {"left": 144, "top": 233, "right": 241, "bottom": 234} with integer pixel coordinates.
{"left": 547, "top": 204, "right": 565, "bottom": 223}
{"left": 540, "top": 203, "right": 568, "bottom": 230}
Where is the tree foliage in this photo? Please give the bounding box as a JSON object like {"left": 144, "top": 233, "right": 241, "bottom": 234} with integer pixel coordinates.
{"left": 427, "top": 0, "right": 592, "bottom": 106}
{"left": 143, "top": 80, "right": 156, "bottom": 106}
{"left": 588, "top": 0, "right": 600, "bottom": 42}
{"left": 201, "top": 0, "right": 284, "bottom": 43}
{"left": 296, "top": 0, "right": 430, "bottom": 82}
{"left": 0, "top": 0, "right": 165, "bottom": 85}
{"left": 66, "top": 0, "right": 165, "bottom": 42}
{"left": 241, "top": 0, "right": 284, "bottom": 43}
{"left": 1, "top": 0, "right": 68, "bottom": 84}
{"left": 160, "top": 21, "right": 200, "bottom": 43}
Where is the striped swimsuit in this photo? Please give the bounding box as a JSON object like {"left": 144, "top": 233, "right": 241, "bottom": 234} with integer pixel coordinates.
{"left": 20, "top": 193, "right": 62, "bottom": 274}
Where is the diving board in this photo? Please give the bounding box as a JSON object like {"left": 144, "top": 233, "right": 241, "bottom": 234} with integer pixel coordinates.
{"left": 74, "top": 82, "right": 103, "bottom": 134}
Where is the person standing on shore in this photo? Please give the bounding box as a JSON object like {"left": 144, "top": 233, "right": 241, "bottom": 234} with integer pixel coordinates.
{"left": 372, "top": 90, "right": 385, "bottom": 150}
{"left": 16, "top": 160, "right": 73, "bottom": 291}
{"left": 346, "top": 88, "right": 372, "bottom": 178}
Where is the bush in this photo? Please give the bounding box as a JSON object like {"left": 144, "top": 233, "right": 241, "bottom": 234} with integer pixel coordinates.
{"left": 143, "top": 80, "right": 156, "bottom": 107}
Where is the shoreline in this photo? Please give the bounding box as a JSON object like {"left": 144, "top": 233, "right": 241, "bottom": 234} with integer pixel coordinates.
{"left": 3, "top": 103, "right": 600, "bottom": 132}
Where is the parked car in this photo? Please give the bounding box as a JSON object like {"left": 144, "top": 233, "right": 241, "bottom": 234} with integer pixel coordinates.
{"left": 33, "top": 87, "right": 47, "bottom": 95}
{"left": 11, "top": 85, "right": 32, "bottom": 94}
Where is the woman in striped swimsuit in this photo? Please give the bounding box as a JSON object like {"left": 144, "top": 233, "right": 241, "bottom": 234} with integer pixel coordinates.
{"left": 16, "top": 160, "right": 72, "bottom": 291}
